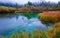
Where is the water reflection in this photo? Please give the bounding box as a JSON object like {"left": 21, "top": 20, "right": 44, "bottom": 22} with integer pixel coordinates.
{"left": 0, "top": 14, "right": 47, "bottom": 35}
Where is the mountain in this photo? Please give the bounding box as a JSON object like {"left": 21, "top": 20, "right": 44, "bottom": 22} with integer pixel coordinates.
{"left": 0, "top": 2, "right": 23, "bottom": 8}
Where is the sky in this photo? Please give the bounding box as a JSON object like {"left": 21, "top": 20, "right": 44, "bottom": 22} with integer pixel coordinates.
{"left": 0, "top": 0, "right": 59, "bottom": 4}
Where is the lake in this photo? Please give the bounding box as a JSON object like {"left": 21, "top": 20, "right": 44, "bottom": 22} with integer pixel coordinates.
{"left": 0, "top": 13, "right": 52, "bottom": 36}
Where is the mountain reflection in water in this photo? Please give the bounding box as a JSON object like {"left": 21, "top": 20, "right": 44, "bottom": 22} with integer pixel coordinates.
{"left": 0, "top": 14, "right": 47, "bottom": 35}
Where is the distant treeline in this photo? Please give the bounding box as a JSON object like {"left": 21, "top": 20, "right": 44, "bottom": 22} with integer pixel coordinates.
{"left": 0, "top": 1, "right": 60, "bottom": 14}
{"left": 0, "top": 1, "right": 59, "bottom": 8}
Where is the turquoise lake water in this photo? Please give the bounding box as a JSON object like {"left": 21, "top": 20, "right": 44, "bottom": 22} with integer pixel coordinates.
{"left": 0, "top": 13, "right": 49, "bottom": 36}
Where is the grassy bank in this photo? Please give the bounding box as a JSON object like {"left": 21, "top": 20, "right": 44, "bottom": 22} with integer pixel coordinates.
{"left": 0, "top": 6, "right": 60, "bottom": 14}
{"left": 38, "top": 13, "right": 60, "bottom": 24}
{"left": 0, "top": 13, "right": 15, "bottom": 17}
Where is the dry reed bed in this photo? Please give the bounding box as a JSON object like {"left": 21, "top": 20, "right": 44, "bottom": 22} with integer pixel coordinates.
{"left": 38, "top": 12, "right": 60, "bottom": 23}
{"left": 48, "top": 22, "right": 60, "bottom": 38}
{"left": 39, "top": 13, "right": 60, "bottom": 18}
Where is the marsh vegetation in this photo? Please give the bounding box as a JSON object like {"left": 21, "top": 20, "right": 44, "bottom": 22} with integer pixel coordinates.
{"left": 0, "top": 1, "right": 60, "bottom": 38}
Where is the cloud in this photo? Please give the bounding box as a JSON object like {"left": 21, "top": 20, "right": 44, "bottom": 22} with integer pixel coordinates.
{"left": 0, "top": 0, "right": 59, "bottom": 4}
{"left": 46, "top": 0, "right": 58, "bottom": 3}
{"left": 0, "top": 0, "right": 41, "bottom": 4}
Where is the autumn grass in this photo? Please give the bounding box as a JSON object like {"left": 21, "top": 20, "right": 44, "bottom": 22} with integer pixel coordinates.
{"left": 0, "top": 6, "right": 59, "bottom": 14}
{"left": 0, "top": 30, "right": 48, "bottom": 38}
{"left": 0, "top": 6, "right": 16, "bottom": 13}
{"left": 47, "top": 22, "right": 60, "bottom": 38}
{"left": 38, "top": 13, "right": 60, "bottom": 24}
{"left": 52, "top": 22, "right": 60, "bottom": 38}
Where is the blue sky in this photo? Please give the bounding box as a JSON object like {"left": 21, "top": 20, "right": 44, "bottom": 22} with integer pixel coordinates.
{"left": 0, "top": 0, "right": 59, "bottom": 4}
